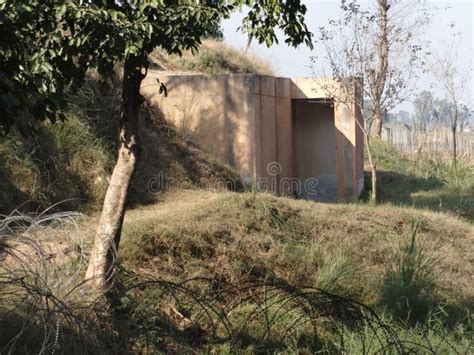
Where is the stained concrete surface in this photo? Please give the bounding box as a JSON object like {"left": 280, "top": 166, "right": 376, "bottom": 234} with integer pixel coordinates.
{"left": 141, "top": 72, "right": 364, "bottom": 202}
{"left": 293, "top": 101, "right": 337, "bottom": 201}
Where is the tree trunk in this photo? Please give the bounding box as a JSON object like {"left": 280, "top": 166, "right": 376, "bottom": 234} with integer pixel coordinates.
{"left": 86, "top": 54, "right": 144, "bottom": 292}
{"left": 452, "top": 107, "right": 458, "bottom": 167}
{"left": 370, "top": 162, "right": 377, "bottom": 203}
{"left": 372, "top": 110, "right": 384, "bottom": 137}
{"left": 365, "top": 134, "right": 377, "bottom": 204}
{"left": 371, "top": 0, "right": 389, "bottom": 138}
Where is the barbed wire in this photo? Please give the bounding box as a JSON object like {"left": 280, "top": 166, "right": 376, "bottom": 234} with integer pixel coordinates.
{"left": 0, "top": 210, "right": 469, "bottom": 354}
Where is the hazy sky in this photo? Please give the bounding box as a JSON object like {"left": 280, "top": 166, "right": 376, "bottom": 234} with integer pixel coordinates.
{"left": 222, "top": 0, "right": 473, "bottom": 113}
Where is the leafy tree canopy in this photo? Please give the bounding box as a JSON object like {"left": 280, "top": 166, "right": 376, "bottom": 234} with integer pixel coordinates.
{"left": 0, "top": 0, "right": 313, "bottom": 132}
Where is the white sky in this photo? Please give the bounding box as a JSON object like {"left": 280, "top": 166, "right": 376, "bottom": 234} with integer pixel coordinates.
{"left": 221, "top": 0, "right": 474, "bottom": 113}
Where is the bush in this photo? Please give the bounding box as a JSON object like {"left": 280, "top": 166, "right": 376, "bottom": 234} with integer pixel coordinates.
{"left": 316, "top": 252, "right": 357, "bottom": 296}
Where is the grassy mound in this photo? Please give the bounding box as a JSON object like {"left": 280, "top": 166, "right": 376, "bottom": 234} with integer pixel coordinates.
{"left": 149, "top": 39, "right": 274, "bottom": 75}
{"left": 1, "top": 190, "right": 472, "bottom": 353}
{"left": 0, "top": 78, "right": 242, "bottom": 214}
{"left": 121, "top": 190, "right": 473, "bottom": 326}
{"left": 0, "top": 39, "right": 273, "bottom": 214}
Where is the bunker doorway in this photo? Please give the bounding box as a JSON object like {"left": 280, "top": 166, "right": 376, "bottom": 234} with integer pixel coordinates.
{"left": 292, "top": 99, "right": 337, "bottom": 201}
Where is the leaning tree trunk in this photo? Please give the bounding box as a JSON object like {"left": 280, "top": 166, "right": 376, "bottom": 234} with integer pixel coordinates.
{"left": 365, "top": 135, "right": 378, "bottom": 204}
{"left": 86, "top": 54, "right": 144, "bottom": 292}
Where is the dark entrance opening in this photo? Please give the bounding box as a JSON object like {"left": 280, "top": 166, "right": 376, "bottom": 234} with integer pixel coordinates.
{"left": 292, "top": 99, "right": 337, "bottom": 201}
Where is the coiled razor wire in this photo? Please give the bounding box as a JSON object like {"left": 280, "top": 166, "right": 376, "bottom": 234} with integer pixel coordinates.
{"left": 0, "top": 210, "right": 469, "bottom": 354}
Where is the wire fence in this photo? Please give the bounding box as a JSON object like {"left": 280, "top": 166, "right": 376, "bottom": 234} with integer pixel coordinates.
{"left": 382, "top": 127, "right": 474, "bottom": 158}
{"left": 0, "top": 210, "right": 470, "bottom": 353}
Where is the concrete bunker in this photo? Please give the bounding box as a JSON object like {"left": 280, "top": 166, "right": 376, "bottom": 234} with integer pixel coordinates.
{"left": 142, "top": 73, "right": 364, "bottom": 202}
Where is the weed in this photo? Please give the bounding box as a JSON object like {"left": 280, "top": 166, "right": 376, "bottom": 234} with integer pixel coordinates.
{"left": 381, "top": 223, "right": 437, "bottom": 324}
{"left": 316, "top": 252, "right": 357, "bottom": 296}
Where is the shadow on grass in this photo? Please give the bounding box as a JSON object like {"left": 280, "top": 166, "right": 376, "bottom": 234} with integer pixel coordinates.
{"left": 363, "top": 171, "right": 473, "bottom": 221}
{"left": 0, "top": 77, "right": 243, "bottom": 215}
{"left": 0, "top": 156, "right": 28, "bottom": 214}
{"left": 69, "top": 77, "right": 243, "bottom": 207}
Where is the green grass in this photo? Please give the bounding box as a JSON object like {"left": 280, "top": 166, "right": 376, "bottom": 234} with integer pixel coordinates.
{"left": 0, "top": 105, "right": 113, "bottom": 213}
{"left": 316, "top": 251, "right": 357, "bottom": 296}
{"left": 381, "top": 223, "right": 437, "bottom": 324}
{"left": 121, "top": 191, "right": 473, "bottom": 323}
{"left": 329, "top": 315, "right": 472, "bottom": 354}
{"left": 368, "top": 139, "right": 474, "bottom": 221}
{"left": 117, "top": 191, "right": 473, "bottom": 352}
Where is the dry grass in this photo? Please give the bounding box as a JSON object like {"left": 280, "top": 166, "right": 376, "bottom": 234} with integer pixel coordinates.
{"left": 2, "top": 191, "right": 472, "bottom": 352}
{"left": 0, "top": 76, "right": 242, "bottom": 215}
{"left": 0, "top": 211, "right": 114, "bottom": 353}
{"left": 120, "top": 190, "right": 474, "bottom": 321}
{"left": 149, "top": 39, "right": 274, "bottom": 75}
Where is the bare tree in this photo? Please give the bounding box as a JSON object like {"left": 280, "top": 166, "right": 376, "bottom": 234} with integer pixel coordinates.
{"left": 413, "top": 90, "right": 434, "bottom": 152}
{"left": 431, "top": 31, "right": 472, "bottom": 166}
{"left": 313, "top": 0, "right": 432, "bottom": 203}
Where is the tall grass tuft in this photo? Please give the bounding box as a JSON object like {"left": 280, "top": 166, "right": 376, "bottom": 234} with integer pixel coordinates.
{"left": 419, "top": 154, "right": 474, "bottom": 188}
{"left": 316, "top": 252, "right": 356, "bottom": 296}
{"left": 381, "top": 223, "right": 437, "bottom": 324}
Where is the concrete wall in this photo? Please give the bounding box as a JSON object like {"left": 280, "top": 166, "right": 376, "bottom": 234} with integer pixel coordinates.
{"left": 142, "top": 73, "right": 364, "bottom": 202}
{"left": 251, "top": 76, "right": 293, "bottom": 192}
{"left": 141, "top": 73, "right": 257, "bottom": 178}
